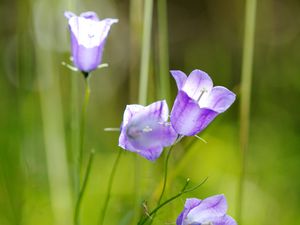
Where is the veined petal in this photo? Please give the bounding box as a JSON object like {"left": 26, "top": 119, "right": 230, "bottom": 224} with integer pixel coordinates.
{"left": 72, "top": 43, "right": 104, "bottom": 72}
{"left": 121, "top": 104, "right": 145, "bottom": 128}
{"left": 184, "top": 198, "right": 202, "bottom": 210}
{"left": 119, "top": 100, "right": 177, "bottom": 161}
{"left": 182, "top": 70, "right": 213, "bottom": 101}
{"left": 136, "top": 146, "right": 164, "bottom": 161}
{"left": 187, "top": 194, "right": 227, "bottom": 223}
{"left": 201, "top": 86, "right": 236, "bottom": 113}
{"left": 119, "top": 131, "right": 165, "bottom": 161}
{"left": 170, "top": 70, "right": 187, "bottom": 90}
{"left": 170, "top": 91, "right": 218, "bottom": 136}
{"left": 212, "top": 215, "right": 238, "bottom": 225}
{"left": 80, "top": 11, "right": 99, "bottom": 21}
{"left": 177, "top": 198, "right": 202, "bottom": 225}
{"left": 68, "top": 16, "right": 118, "bottom": 48}
{"left": 137, "top": 100, "right": 169, "bottom": 122}
{"left": 120, "top": 121, "right": 177, "bottom": 161}
{"left": 126, "top": 117, "right": 177, "bottom": 152}
{"left": 176, "top": 212, "right": 184, "bottom": 225}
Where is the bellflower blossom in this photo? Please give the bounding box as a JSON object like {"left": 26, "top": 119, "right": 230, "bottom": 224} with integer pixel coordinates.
{"left": 64, "top": 11, "right": 118, "bottom": 73}
{"left": 119, "top": 100, "right": 177, "bottom": 161}
{"left": 177, "top": 194, "right": 237, "bottom": 225}
{"left": 170, "top": 70, "right": 236, "bottom": 136}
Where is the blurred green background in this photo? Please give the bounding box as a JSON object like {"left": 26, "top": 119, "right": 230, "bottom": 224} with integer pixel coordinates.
{"left": 1, "top": 0, "right": 300, "bottom": 225}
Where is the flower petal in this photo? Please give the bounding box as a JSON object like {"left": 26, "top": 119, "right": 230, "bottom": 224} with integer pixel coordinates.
{"left": 137, "top": 146, "right": 164, "bottom": 161}
{"left": 170, "top": 91, "right": 218, "bottom": 136}
{"left": 80, "top": 11, "right": 99, "bottom": 21}
{"left": 119, "top": 130, "right": 164, "bottom": 161}
{"left": 176, "top": 212, "right": 184, "bottom": 225}
{"left": 212, "top": 215, "right": 238, "bottom": 225}
{"left": 182, "top": 70, "right": 213, "bottom": 101}
{"left": 177, "top": 198, "right": 202, "bottom": 225}
{"left": 137, "top": 100, "right": 169, "bottom": 122}
{"left": 201, "top": 86, "right": 236, "bottom": 113}
{"left": 184, "top": 198, "right": 202, "bottom": 210}
{"left": 170, "top": 70, "right": 187, "bottom": 90}
{"left": 68, "top": 17, "right": 118, "bottom": 48}
{"left": 187, "top": 194, "right": 227, "bottom": 223}
{"left": 72, "top": 43, "right": 104, "bottom": 72}
{"left": 119, "top": 100, "right": 177, "bottom": 161}
{"left": 126, "top": 116, "right": 177, "bottom": 153}
{"left": 119, "top": 121, "right": 177, "bottom": 161}
{"left": 121, "top": 104, "right": 145, "bottom": 128}
{"left": 64, "top": 11, "right": 76, "bottom": 19}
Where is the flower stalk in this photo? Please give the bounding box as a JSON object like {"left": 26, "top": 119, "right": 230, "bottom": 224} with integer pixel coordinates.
{"left": 157, "top": 144, "right": 175, "bottom": 205}
{"left": 74, "top": 150, "right": 95, "bottom": 225}
{"left": 157, "top": 0, "right": 171, "bottom": 103}
{"left": 237, "top": 0, "right": 257, "bottom": 223}
{"left": 79, "top": 76, "right": 91, "bottom": 174}
{"left": 98, "top": 150, "right": 123, "bottom": 225}
{"left": 138, "top": 177, "right": 208, "bottom": 225}
{"left": 149, "top": 144, "right": 175, "bottom": 225}
{"left": 138, "top": 0, "right": 153, "bottom": 105}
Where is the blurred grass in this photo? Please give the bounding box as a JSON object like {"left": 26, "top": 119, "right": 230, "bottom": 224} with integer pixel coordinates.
{"left": 1, "top": 0, "right": 300, "bottom": 225}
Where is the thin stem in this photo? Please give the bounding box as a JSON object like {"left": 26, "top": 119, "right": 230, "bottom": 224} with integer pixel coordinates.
{"left": 98, "top": 150, "right": 123, "bottom": 225}
{"left": 79, "top": 77, "right": 91, "bottom": 175}
{"left": 138, "top": 178, "right": 208, "bottom": 225}
{"left": 150, "top": 145, "right": 175, "bottom": 224}
{"left": 138, "top": 0, "right": 153, "bottom": 105}
{"left": 157, "top": 145, "right": 174, "bottom": 205}
{"left": 134, "top": 1, "right": 153, "bottom": 223}
{"left": 150, "top": 138, "right": 196, "bottom": 201}
{"left": 74, "top": 150, "right": 95, "bottom": 225}
{"left": 157, "top": 0, "right": 170, "bottom": 103}
{"left": 237, "top": 0, "right": 257, "bottom": 224}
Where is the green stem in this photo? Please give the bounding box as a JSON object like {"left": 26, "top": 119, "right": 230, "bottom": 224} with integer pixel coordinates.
{"left": 149, "top": 145, "right": 174, "bottom": 225}
{"left": 71, "top": 70, "right": 80, "bottom": 195}
{"left": 74, "top": 150, "right": 95, "bottom": 225}
{"left": 138, "top": 0, "right": 153, "bottom": 105}
{"left": 134, "top": 0, "right": 153, "bottom": 223}
{"left": 237, "top": 0, "right": 257, "bottom": 224}
{"left": 157, "top": 0, "right": 170, "bottom": 103}
{"left": 79, "top": 77, "right": 91, "bottom": 175}
{"left": 138, "top": 178, "right": 208, "bottom": 225}
{"left": 157, "top": 145, "right": 174, "bottom": 205}
{"left": 98, "top": 150, "right": 123, "bottom": 225}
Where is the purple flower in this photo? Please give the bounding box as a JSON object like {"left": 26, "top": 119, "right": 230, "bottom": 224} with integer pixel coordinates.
{"left": 64, "top": 11, "right": 118, "bottom": 73}
{"left": 176, "top": 195, "right": 237, "bottom": 225}
{"left": 119, "top": 100, "right": 177, "bottom": 161}
{"left": 170, "top": 70, "right": 236, "bottom": 136}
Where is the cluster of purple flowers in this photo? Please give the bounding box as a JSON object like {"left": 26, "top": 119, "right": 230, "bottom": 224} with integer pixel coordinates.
{"left": 119, "top": 69, "right": 236, "bottom": 161}
{"left": 65, "top": 11, "right": 237, "bottom": 225}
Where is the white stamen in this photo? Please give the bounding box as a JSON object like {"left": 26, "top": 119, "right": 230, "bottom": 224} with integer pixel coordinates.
{"left": 143, "top": 126, "right": 152, "bottom": 132}
{"left": 158, "top": 121, "right": 171, "bottom": 126}
{"left": 194, "top": 135, "right": 208, "bottom": 144}
{"left": 97, "top": 63, "right": 109, "bottom": 69}
{"left": 61, "top": 61, "right": 78, "bottom": 72}
{"left": 197, "top": 88, "right": 208, "bottom": 102}
{"left": 202, "top": 222, "right": 213, "bottom": 225}
{"left": 104, "top": 128, "right": 120, "bottom": 132}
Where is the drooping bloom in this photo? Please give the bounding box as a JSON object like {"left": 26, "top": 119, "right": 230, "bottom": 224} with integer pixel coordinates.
{"left": 64, "top": 11, "right": 118, "bottom": 73}
{"left": 170, "top": 70, "right": 236, "bottom": 136}
{"left": 176, "top": 194, "right": 237, "bottom": 225}
{"left": 119, "top": 100, "right": 177, "bottom": 161}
